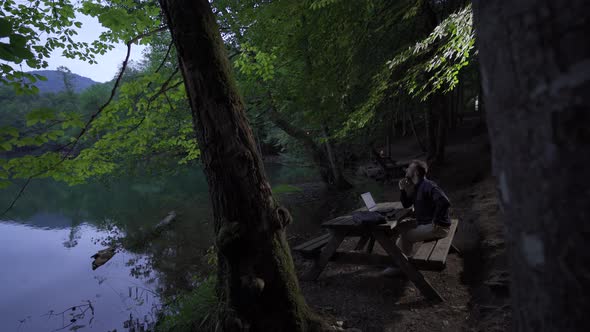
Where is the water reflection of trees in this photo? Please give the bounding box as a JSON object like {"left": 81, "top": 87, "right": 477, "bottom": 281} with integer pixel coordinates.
{"left": 122, "top": 211, "right": 215, "bottom": 296}
{"left": 63, "top": 224, "right": 81, "bottom": 248}
{"left": 2, "top": 169, "right": 216, "bottom": 293}
{"left": 0, "top": 168, "right": 209, "bottom": 225}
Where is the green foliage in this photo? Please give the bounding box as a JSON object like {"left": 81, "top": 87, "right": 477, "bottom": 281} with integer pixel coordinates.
{"left": 80, "top": 0, "right": 163, "bottom": 45}
{"left": 0, "top": 58, "right": 198, "bottom": 187}
{"left": 234, "top": 43, "right": 277, "bottom": 82}
{"left": 0, "top": 0, "right": 480, "bottom": 207}
{"left": 220, "top": 0, "right": 412, "bottom": 156}
{"left": 156, "top": 276, "right": 219, "bottom": 332}
{"left": 337, "top": 4, "right": 475, "bottom": 137}
{"left": 155, "top": 244, "right": 219, "bottom": 331}
{"left": 388, "top": 4, "right": 475, "bottom": 100}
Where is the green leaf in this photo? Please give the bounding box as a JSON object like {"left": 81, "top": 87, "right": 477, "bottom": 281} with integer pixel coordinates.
{"left": 10, "top": 34, "right": 27, "bottom": 49}
{"left": 0, "top": 43, "right": 17, "bottom": 62}
{"left": 47, "top": 130, "right": 65, "bottom": 140}
{"left": 0, "top": 142, "right": 12, "bottom": 151}
{"left": 0, "top": 126, "right": 19, "bottom": 138}
{"left": 0, "top": 17, "right": 11, "bottom": 38}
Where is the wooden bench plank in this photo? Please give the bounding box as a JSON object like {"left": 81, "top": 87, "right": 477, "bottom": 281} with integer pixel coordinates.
{"left": 409, "top": 219, "right": 459, "bottom": 270}
{"left": 427, "top": 219, "right": 459, "bottom": 269}
{"left": 411, "top": 241, "right": 436, "bottom": 266}
{"left": 293, "top": 233, "right": 331, "bottom": 257}
{"left": 293, "top": 233, "right": 331, "bottom": 250}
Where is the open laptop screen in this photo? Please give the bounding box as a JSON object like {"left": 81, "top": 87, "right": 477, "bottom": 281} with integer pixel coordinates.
{"left": 361, "top": 192, "right": 377, "bottom": 211}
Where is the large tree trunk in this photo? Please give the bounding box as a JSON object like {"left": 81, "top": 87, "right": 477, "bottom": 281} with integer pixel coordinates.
{"left": 473, "top": 1, "right": 590, "bottom": 331}
{"left": 159, "top": 1, "right": 321, "bottom": 330}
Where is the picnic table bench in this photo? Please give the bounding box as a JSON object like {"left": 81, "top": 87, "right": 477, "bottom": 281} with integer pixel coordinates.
{"left": 294, "top": 202, "right": 460, "bottom": 302}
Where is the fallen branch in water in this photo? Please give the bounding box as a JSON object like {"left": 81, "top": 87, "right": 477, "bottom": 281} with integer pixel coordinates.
{"left": 90, "top": 211, "right": 177, "bottom": 270}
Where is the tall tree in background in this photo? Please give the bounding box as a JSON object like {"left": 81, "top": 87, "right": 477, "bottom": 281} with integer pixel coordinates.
{"left": 473, "top": 1, "right": 590, "bottom": 330}
{"left": 57, "top": 66, "right": 74, "bottom": 95}
{"left": 158, "top": 0, "right": 320, "bottom": 330}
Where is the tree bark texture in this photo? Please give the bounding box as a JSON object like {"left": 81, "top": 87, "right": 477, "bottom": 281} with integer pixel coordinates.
{"left": 473, "top": 1, "right": 590, "bottom": 331}
{"left": 159, "top": 1, "right": 319, "bottom": 330}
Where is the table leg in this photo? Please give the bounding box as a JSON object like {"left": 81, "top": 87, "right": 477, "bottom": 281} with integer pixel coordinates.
{"left": 372, "top": 231, "right": 444, "bottom": 302}
{"left": 366, "top": 237, "right": 375, "bottom": 254}
{"left": 303, "top": 231, "right": 346, "bottom": 281}
{"left": 354, "top": 236, "right": 370, "bottom": 251}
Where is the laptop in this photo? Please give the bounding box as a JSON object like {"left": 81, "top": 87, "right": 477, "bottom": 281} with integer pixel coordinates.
{"left": 361, "top": 192, "right": 379, "bottom": 212}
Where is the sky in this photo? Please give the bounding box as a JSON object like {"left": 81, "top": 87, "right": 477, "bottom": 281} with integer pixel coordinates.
{"left": 22, "top": 14, "right": 147, "bottom": 83}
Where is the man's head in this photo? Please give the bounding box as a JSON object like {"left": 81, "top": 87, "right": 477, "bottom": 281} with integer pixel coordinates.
{"left": 405, "top": 160, "right": 428, "bottom": 184}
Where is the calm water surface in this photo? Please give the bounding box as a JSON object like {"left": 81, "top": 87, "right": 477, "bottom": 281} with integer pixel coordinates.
{"left": 0, "top": 163, "right": 388, "bottom": 331}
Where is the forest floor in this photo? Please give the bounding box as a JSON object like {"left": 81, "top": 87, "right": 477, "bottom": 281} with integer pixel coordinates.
{"left": 288, "top": 121, "right": 512, "bottom": 332}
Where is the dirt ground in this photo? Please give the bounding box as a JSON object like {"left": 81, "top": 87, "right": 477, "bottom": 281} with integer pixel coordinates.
{"left": 289, "top": 123, "right": 512, "bottom": 332}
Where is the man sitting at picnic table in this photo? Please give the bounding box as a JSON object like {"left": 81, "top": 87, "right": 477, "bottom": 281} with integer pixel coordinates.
{"left": 382, "top": 159, "right": 451, "bottom": 276}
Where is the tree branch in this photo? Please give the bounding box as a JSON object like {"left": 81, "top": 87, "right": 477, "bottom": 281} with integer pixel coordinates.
{"left": 155, "top": 40, "right": 174, "bottom": 73}
{"left": 148, "top": 67, "right": 180, "bottom": 102}
{"left": 127, "top": 26, "right": 168, "bottom": 45}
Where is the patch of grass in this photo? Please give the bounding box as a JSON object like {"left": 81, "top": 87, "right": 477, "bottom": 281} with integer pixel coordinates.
{"left": 272, "top": 183, "right": 302, "bottom": 194}
{"left": 156, "top": 276, "right": 219, "bottom": 332}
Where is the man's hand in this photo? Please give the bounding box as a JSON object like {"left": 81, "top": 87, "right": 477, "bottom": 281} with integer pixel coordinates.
{"left": 399, "top": 178, "right": 414, "bottom": 192}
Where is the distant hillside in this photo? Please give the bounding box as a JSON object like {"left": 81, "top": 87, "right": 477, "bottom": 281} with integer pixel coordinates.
{"left": 26, "top": 70, "right": 98, "bottom": 94}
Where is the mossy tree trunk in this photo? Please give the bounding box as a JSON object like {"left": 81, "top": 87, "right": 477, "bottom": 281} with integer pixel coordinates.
{"left": 159, "top": 1, "right": 321, "bottom": 330}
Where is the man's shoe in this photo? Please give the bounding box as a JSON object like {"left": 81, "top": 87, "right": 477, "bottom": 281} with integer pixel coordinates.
{"left": 380, "top": 266, "right": 403, "bottom": 278}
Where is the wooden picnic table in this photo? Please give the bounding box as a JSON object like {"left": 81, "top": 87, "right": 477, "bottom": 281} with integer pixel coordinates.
{"left": 302, "top": 202, "right": 445, "bottom": 302}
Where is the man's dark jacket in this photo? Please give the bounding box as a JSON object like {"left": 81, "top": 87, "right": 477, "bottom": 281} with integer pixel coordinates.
{"left": 400, "top": 178, "right": 451, "bottom": 227}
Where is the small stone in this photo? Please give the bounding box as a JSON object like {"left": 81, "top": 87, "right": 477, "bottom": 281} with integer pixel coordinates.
{"left": 336, "top": 321, "right": 344, "bottom": 327}
{"left": 443, "top": 320, "right": 449, "bottom": 326}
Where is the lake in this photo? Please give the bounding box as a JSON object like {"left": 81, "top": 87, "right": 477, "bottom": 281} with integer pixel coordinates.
{"left": 0, "top": 163, "right": 389, "bottom": 331}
